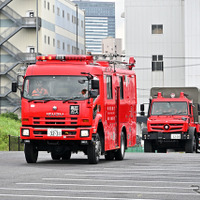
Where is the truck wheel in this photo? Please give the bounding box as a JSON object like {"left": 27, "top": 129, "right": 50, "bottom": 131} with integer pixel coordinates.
{"left": 62, "top": 151, "right": 71, "bottom": 160}
{"left": 105, "top": 150, "right": 115, "bottom": 160}
{"left": 51, "top": 152, "right": 61, "bottom": 160}
{"left": 144, "top": 140, "right": 154, "bottom": 153}
{"left": 24, "top": 143, "right": 38, "bottom": 163}
{"left": 115, "top": 131, "right": 125, "bottom": 160}
{"left": 185, "top": 127, "right": 195, "bottom": 153}
{"left": 87, "top": 133, "right": 101, "bottom": 164}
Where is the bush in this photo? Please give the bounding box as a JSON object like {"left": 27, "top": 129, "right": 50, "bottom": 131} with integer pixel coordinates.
{"left": 0, "top": 112, "right": 20, "bottom": 121}
{"left": 0, "top": 114, "right": 21, "bottom": 151}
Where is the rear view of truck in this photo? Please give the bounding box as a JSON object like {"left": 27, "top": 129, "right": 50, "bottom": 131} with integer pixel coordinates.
{"left": 141, "top": 87, "right": 200, "bottom": 153}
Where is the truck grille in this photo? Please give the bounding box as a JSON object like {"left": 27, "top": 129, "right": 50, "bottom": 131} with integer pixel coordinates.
{"left": 150, "top": 123, "right": 184, "bottom": 131}
{"left": 33, "top": 117, "right": 78, "bottom": 125}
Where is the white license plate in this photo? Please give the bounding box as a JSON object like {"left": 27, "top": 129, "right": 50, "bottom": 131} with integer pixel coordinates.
{"left": 171, "top": 134, "right": 181, "bottom": 139}
{"left": 47, "top": 129, "right": 62, "bottom": 137}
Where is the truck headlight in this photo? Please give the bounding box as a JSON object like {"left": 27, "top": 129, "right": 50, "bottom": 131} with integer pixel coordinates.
{"left": 80, "top": 130, "right": 89, "bottom": 137}
{"left": 22, "top": 129, "right": 30, "bottom": 136}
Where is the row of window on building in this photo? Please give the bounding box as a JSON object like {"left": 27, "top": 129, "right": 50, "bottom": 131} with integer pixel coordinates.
{"left": 44, "top": 0, "right": 84, "bottom": 28}
{"left": 44, "top": 35, "right": 83, "bottom": 54}
{"left": 152, "top": 24, "right": 163, "bottom": 71}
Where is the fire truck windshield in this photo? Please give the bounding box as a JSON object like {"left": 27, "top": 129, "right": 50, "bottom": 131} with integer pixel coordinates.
{"left": 151, "top": 102, "right": 188, "bottom": 116}
{"left": 23, "top": 76, "right": 89, "bottom": 101}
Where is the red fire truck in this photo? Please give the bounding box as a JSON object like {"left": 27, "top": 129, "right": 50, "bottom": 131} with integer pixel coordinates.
{"left": 12, "top": 55, "right": 137, "bottom": 164}
{"left": 141, "top": 87, "right": 200, "bottom": 153}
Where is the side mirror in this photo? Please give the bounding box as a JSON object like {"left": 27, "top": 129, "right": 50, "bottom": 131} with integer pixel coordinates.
{"left": 198, "top": 104, "right": 200, "bottom": 115}
{"left": 91, "top": 80, "right": 99, "bottom": 90}
{"left": 140, "top": 104, "right": 145, "bottom": 116}
{"left": 90, "top": 90, "right": 98, "bottom": 98}
{"left": 140, "top": 104, "right": 144, "bottom": 112}
{"left": 12, "top": 82, "right": 18, "bottom": 92}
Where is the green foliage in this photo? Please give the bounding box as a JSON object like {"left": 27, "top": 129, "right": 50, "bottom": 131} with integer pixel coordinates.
{"left": 1, "top": 112, "right": 20, "bottom": 121}
{"left": 0, "top": 114, "right": 21, "bottom": 151}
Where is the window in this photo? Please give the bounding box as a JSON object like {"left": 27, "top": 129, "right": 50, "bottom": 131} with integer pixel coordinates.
{"left": 53, "top": 38, "right": 55, "bottom": 47}
{"left": 44, "top": 35, "right": 46, "bottom": 44}
{"left": 119, "top": 76, "right": 124, "bottom": 99}
{"left": 47, "top": 2, "right": 50, "bottom": 10}
{"left": 152, "top": 24, "right": 163, "bottom": 34}
{"left": 57, "top": 40, "right": 60, "bottom": 49}
{"left": 81, "top": 20, "right": 83, "bottom": 28}
{"left": 62, "top": 10, "right": 65, "bottom": 18}
{"left": 44, "top": 0, "right": 46, "bottom": 9}
{"left": 53, "top": 5, "right": 55, "bottom": 13}
{"left": 67, "top": 44, "right": 70, "bottom": 52}
{"left": 57, "top": 7, "right": 60, "bottom": 16}
{"left": 63, "top": 42, "right": 65, "bottom": 50}
{"left": 48, "top": 36, "right": 50, "bottom": 45}
{"left": 106, "top": 76, "right": 113, "bottom": 99}
{"left": 72, "top": 46, "right": 76, "bottom": 54}
{"left": 67, "top": 13, "right": 70, "bottom": 21}
{"left": 152, "top": 55, "right": 163, "bottom": 71}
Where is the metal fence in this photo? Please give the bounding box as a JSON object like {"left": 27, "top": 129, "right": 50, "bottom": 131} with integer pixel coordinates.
{"left": 8, "top": 135, "right": 23, "bottom": 151}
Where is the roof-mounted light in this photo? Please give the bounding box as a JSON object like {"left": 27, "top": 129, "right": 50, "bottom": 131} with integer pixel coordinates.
{"left": 157, "top": 92, "right": 162, "bottom": 98}
{"left": 128, "top": 57, "right": 136, "bottom": 70}
{"left": 36, "top": 55, "right": 93, "bottom": 63}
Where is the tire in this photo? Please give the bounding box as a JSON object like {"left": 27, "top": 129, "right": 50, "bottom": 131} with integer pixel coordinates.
{"left": 87, "top": 133, "right": 101, "bottom": 164}
{"left": 62, "top": 151, "right": 71, "bottom": 160}
{"left": 115, "top": 131, "right": 125, "bottom": 160}
{"left": 51, "top": 152, "right": 61, "bottom": 160}
{"left": 24, "top": 143, "right": 38, "bottom": 163}
{"left": 144, "top": 140, "right": 154, "bottom": 153}
{"left": 185, "top": 128, "right": 195, "bottom": 153}
{"left": 105, "top": 151, "right": 115, "bottom": 160}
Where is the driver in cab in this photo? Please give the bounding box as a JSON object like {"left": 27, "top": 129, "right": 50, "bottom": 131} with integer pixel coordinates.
{"left": 32, "top": 80, "right": 48, "bottom": 96}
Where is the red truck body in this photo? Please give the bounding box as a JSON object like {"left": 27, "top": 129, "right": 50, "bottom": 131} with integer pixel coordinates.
{"left": 142, "top": 87, "right": 200, "bottom": 153}
{"left": 15, "top": 55, "right": 137, "bottom": 163}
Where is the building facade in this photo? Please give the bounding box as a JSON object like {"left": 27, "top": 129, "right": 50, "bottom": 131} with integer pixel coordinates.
{"left": 102, "top": 37, "right": 122, "bottom": 55}
{"left": 73, "top": 0, "right": 115, "bottom": 54}
{"left": 0, "top": 0, "right": 85, "bottom": 114}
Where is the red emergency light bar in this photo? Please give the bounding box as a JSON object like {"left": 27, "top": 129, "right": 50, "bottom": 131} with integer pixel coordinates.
{"left": 36, "top": 55, "right": 93, "bottom": 62}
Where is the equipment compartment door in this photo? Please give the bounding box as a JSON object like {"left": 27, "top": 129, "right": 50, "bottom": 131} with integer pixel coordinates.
{"left": 115, "top": 86, "right": 120, "bottom": 147}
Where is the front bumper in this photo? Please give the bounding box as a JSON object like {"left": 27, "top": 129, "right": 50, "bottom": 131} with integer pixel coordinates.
{"left": 142, "top": 132, "right": 190, "bottom": 140}
{"left": 20, "top": 126, "right": 94, "bottom": 141}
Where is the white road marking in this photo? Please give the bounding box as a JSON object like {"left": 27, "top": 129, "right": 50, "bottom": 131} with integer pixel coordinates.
{"left": 42, "top": 177, "right": 200, "bottom": 184}
{"left": 0, "top": 193, "right": 145, "bottom": 200}
{"left": 15, "top": 183, "right": 198, "bottom": 196}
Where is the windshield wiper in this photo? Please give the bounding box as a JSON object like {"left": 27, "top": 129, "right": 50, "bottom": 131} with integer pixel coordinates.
{"left": 63, "top": 96, "right": 81, "bottom": 103}
{"left": 28, "top": 97, "right": 57, "bottom": 103}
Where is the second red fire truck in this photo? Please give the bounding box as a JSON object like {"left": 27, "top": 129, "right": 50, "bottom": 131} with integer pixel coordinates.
{"left": 141, "top": 87, "right": 200, "bottom": 153}
{"left": 12, "top": 54, "right": 137, "bottom": 164}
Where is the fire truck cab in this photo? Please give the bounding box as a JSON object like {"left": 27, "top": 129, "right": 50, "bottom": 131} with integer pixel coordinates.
{"left": 12, "top": 55, "right": 137, "bottom": 164}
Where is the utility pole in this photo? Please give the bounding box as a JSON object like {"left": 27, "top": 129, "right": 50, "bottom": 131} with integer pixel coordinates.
{"left": 75, "top": 4, "right": 78, "bottom": 54}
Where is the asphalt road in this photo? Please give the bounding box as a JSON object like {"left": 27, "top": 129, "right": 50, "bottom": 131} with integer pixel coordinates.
{"left": 0, "top": 151, "right": 200, "bottom": 200}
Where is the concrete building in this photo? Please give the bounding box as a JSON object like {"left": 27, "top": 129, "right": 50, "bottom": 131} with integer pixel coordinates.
{"left": 102, "top": 37, "right": 122, "bottom": 55}
{"left": 125, "top": 0, "right": 200, "bottom": 113}
{"left": 73, "top": 0, "right": 115, "bottom": 54}
{"left": 0, "top": 0, "right": 85, "bottom": 114}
